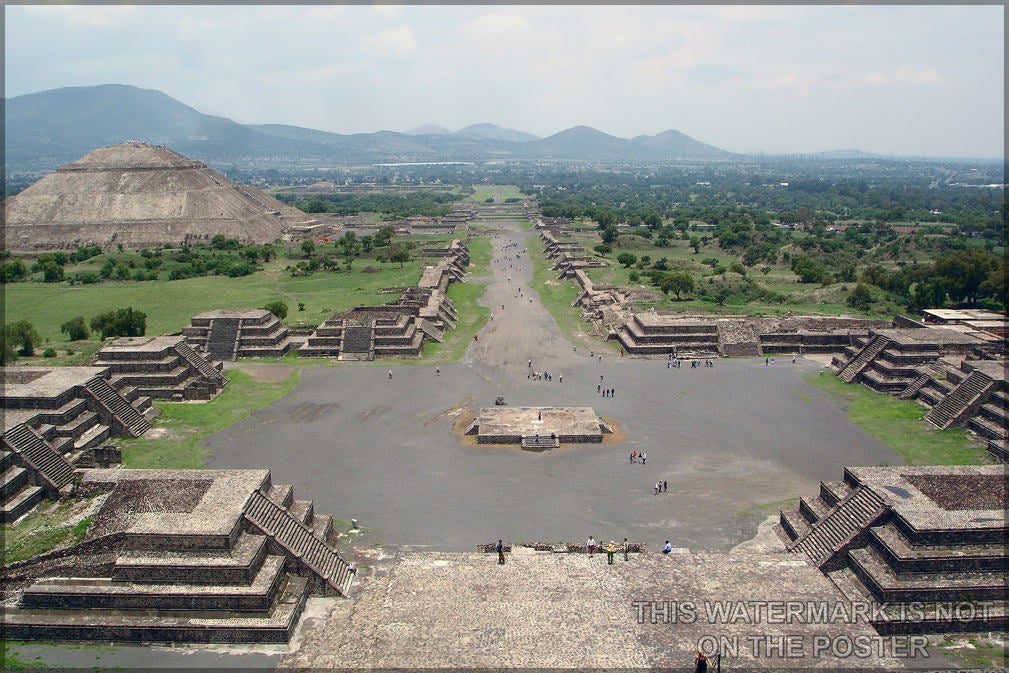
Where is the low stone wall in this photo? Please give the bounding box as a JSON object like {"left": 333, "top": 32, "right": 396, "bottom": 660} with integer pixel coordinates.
{"left": 477, "top": 542, "right": 647, "bottom": 553}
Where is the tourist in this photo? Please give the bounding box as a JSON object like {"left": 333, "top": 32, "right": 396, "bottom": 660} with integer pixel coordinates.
{"left": 497, "top": 539, "right": 505, "bottom": 565}
{"left": 597, "top": 384, "right": 601, "bottom": 393}
{"left": 435, "top": 367, "right": 440, "bottom": 376}
{"left": 641, "top": 451, "right": 646, "bottom": 465}
{"left": 630, "top": 451, "right": 636, "bottom": 463}
{"left": 587, "top": 536, "right": 596, "bottom": 557}
{"left": 623, "top": 538, "right": 630, "bottom": 561}
{"left": 765, "top": 357, "right": 769, "bottom": 366}
{"left": 694, "top": 651, "right": 709, "bottom": 673}
{"left": 663, "top": 480, "right": 667, "bottom": 493}
{"left": 654, "top": 482, "right": 659, "bottom": 495}
{"left": 605, "top": 540, "right": 616, "bottom": 565}
{"left": 528, "top": 359, "right": 532, "bottom": 368}
{"left": 792, "top": 355, "right": 796, "bottom": 364}
{"left": 387, "top": 369, "right": 393, "bottom": 379}
{"left": 559, "top": 374, "right": 563, "bottom": 383}
{"left": 663, "top": 540, "right": 672, "bottom": 555}
{"left": 611, "top": 388, "right": 615, "bottom": 397}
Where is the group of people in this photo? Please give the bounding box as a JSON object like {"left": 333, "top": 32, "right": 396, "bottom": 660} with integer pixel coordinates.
{"left": 599, "top": 387, "right": 615, "bottom": 397}
{"left": 653, "top": 480, "right": 668, "bottom": 494}
{"left": 585, "top": 536, "right": 631, "bottom": 564}
{"left": 528, "top": 370, "right": 558, "bottom": 382}
{"left": 629, "top": 450, "right": 646, "bottom": 464}
{"left": 690, "top": 359, "right": 715, "bottom": 368}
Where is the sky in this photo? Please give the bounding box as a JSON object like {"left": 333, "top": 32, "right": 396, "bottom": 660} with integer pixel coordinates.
{"left": 4, "top": 4, "right": 1004, "bottom": 158}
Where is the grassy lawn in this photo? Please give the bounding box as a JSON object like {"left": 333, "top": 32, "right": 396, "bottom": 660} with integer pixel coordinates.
{"left": 527, "top": 236, "right": 607, "bottom": 348}
{"left": 465, "top": 184, "right": 524, "bottom": 203}
{"left": 3, "top": 259, "right": 425, "bottom": 343}
{"left": 119, "top": 367, "right": 301, "bottom": 469}
{"left": 805, "top": 371, "right": 989, "bottom": 465}
{"left": 421, "top": 280, "right": 489, "bottom": 362}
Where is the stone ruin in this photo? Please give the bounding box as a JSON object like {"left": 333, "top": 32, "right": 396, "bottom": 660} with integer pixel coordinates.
{"left": 2, "top": 468, "right": 355, "bottom": 643}
{"left": 535, "top": 229, "right": 891, "bottom": 358}
{"left": 3, "top": 142, "right": 313, "bottom": 250}
{"left": 183, "top": 309, "right": 301, "bottom": 362}
{"left": 831, "top": 322, "right": 1007, "bottom": 461}
{"left": 93, "top": 335, "right": 227, "bottom": 400}
{"left": 298, "top": 242, "right": 468, "bottom": 360}
{"left": 464, "top": 407, "right": 612, "bottom": 448}
{"left": 780, "top": 464, "right": 1006, "bottom": 634}
{"left": 2, "top": 367, "right": 152, "bottom": 522}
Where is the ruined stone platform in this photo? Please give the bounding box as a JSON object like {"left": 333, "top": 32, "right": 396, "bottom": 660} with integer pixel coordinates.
{"left": 465, "top": 406, "right": 611, "bottom": 444}
{"left": 282, "top": 548, "right": 911, "bottom": 670}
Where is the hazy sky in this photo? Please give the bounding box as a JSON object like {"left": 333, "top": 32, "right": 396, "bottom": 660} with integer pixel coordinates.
{"left": 5, "top": 4, "right": 1004, "bottom": 158}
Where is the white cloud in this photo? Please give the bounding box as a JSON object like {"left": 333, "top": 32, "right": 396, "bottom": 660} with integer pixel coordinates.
{"left": 361, "top": 25, "right": 418, "bottom": 57}
{"left": 895, "top": 64, "right": 943, "bottom": 86}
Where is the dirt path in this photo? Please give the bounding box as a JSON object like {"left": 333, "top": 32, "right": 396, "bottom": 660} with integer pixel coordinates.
{"left": 462, "top": 223, "right": 581, "bottom": 379}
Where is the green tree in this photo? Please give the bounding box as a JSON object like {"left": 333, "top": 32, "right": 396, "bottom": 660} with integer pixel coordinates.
{"left": 263, "top": 300, "right": 289, "bottom": 320}
{"left": 688, "top": 235, "right": 702, "bottom": 254}
{"left": 600, "top": 225, "right": 618, "bottom": 244}
{"left": 5, "top": 320, "right": 41, "bottom": 356}
{"left": 660, "top": 272, "right": 695, "bottom": 300}
{"left": 90, "top": 307, "right": 147, "bottom": 340}
{"left": 933, "top": 248, "right": 1000, "bottom": 307}
{"left": 594, "top": 244, "right": 612, "bottom": 257}
{"left": 60, "top": 316, "right": 90, "bottom": 341}
{"left": 301, "top": 239, "right": 315, "bottom": 258}
{"left": 617, "top": 252, "right": 637, "bottom": 268}
{"left": 846, "top": 283, "right": 874, "bottom": 313}
{"left": 389, "top": 244, "right": 411, "bottom": 268}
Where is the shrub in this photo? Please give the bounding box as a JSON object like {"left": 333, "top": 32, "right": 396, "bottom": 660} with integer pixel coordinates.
{"left": 42, "top": 347, "right": 57, "bottom": 358}
{"left": 263, "top": 300, "right": 289, "bottom": 320}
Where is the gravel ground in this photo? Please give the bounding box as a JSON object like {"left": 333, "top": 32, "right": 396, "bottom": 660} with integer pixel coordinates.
{"left": 203, "top": 223, "right": 903, "bottom": 553}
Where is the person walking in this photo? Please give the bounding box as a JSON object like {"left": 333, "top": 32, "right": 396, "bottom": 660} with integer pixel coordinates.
{"left": 641, "top": 451, "right": 646, "bottom": 465}
{"left": 496, "top": 539, "right": 505, "bottom": 565}
{"left": 587, "top": 536, "right": 596, "bottom": 557}
{"left": 605, "top": 540, "right": 616, "bottom": 565}
{"left": 663, "top": 480, "right": 668, "bottom": 493}
{"left": 387, "top": 369, "right": 393, "bottom": 379}
{"left": 435, "top": 367, "right": 440, "bottom": 376}
{"left": 623, "top": 538, "right": 630, "bottom": 561}
{"left": 694, "top": 651, "right": 709, "bottom": 673}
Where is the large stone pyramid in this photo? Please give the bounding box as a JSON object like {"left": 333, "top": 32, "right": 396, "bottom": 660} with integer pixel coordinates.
{"left": 4, "top": 142, "right": 313, "bottom": 249}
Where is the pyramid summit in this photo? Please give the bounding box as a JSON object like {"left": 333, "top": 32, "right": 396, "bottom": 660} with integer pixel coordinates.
{"left": 4, "top": 142, "right": 311, "bottom": 250}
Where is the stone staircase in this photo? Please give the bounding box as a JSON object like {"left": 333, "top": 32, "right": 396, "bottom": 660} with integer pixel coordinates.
{"left": 787, "top": 486, "right": 888, "bottom": 568}
{"left": 521, "top": 435, "right": 560, "bottom": 449}
{"left": 836, "top": 334, "right": 888, "bottom": 383}
{"left": 243, "top": 490, "right": 355, "bottom": 596}
{"left": 1, "top": 424, "right": 76, "bottom": 492}
{"left": 338, "top": 325, "right": 373, "bottom": 361}
{"left": 207, "top": 318, "right": 240, "bottom": 361}
{"left": 82, "top": 377, "right": 151, "bottom": 437}
{"left": 173, "top": 340, "right": 228, "bottom": 386}
{"left": 1, "top": 450, "right": 45, "bottom": 523}
{"left": 925, "top": 370, "right": 995, "bottom": 430}
{"left": 897, "top": 364, "right": 944, "bottom": 400}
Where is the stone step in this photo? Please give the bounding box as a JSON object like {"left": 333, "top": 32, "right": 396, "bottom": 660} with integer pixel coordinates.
{"left": 2, "top": 424, "right": 75, "bottom": 490}
{"left": 113, "top": 533, "right": 269, "bottom": 584}
{"left": 778, "top": 509, "right": 810, "bottom": 542}
{"left": 73, "top": 423, "right": 110, "bottom": 451}
{"left": 267, "top": 483, "right": 294, "bottom": 509}
{"left": 288, "top": 499, "right": 315, "bottom": 526}
{"left": 82, "top": 377, "right": 150, "bottom": 436}
{"left": 868, "top": 523, "right": 1007, "bottom": 574}
{"left": 21, "top": 555, "right": 287, "bottom": 612}
{"left": 2, "top": 465, "right": 30, "bottom": 499}
{"left": 848, "top": 546, "right": 1007, "bottom": 603}
{"left": 4, "top": 574, "right": 308, "bottom": 644}
{"left": 1, "top": 485, "right": 45, "bottom": 523}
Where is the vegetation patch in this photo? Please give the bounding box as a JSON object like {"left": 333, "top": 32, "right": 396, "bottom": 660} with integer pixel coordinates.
{"left": 804, "top": 371, "right": 988, "bottom": 465}
{"left": 120, "top": 367, "right": 301, "bottom": 469}
{"left": 3, "top": 498, "right": 96, "bottom": 565}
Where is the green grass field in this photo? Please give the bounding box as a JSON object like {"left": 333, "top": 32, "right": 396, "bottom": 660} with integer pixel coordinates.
{"left": 119, "top": 368, "right": 301, "bottom": 469}
{"left": 805, "top": 371, "right": 990, "bottom": 465}
{"left": 465, "top": 185, "right": 524, "bottom": 203}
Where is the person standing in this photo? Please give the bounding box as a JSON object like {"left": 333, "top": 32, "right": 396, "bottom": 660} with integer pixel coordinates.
{"left": 387, "top": 369, "right": 393, "bottom": 379}
{"left": 641, "top": 451, "right": 646, "bottom": 465}
{"left": 587, "top": 535, "right": 596, "bottom": 557}
{"left": 694, "top": 651, "right": 708, "bottom": 673}
{"left": 623, "top": 538, "right": 630, "bottom": 561}
{"left": 663, "top": 480, "right": 668, "bottom": 493}
{"left": 496, "top": 539, "right": 505, "bottom": 565}
{"left": 605, "top": 540, "right": 616, "bottom": 565}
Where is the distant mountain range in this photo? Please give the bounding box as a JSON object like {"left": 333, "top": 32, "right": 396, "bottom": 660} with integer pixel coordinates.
{"left": 5, "top": 85, "right": 746, "bottom": 174}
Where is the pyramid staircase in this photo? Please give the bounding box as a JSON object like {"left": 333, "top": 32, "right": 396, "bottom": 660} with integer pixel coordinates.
{"left": 173, "top": 340, "right": 228, "bottom": 386}
{"left": 836, "top": 334, "right": 889, "bottom": 383}
{"left": 82, "top": 377, "right": 151, "bottom": 437}
{"left": 786, "top": 485, "right": 889, "bottom": 568}
{"left": 925, "top": 370, "right": 995, "bottom": 430}
{"left": 338, "top": 325, "right": 373, "bottom": 361}
{"left": 243, "top": 489, "right": 355, "bottom": 596}
{"left": 207, "top": 318, "right": 240, "bottom": 361}
{"left": 1, "top": 424, "right": 76, "bottom": 493}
